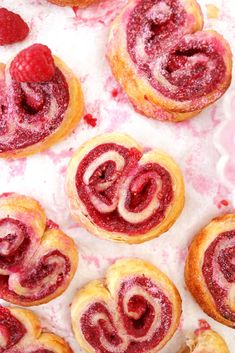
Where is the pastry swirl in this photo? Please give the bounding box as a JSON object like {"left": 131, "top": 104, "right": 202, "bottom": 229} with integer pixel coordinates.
{"left": 0, "top": 193, "right": 78, "bottom": 306}
{"left": 0, "top": 51, "right": 83, "bottom": 158}
{"left": 0, "top": 305, "right": 73, "bottom": 353}
{"left": 66, "top": 133, "right": 184, "bottom": 243}
{"left": 71, "top": 258, "right": 182, "bottom": 353}
{"left": 185, "top": 214, "right": 235, "bottom": 328}
{"left": 107, "top": 0, "right": 232, "bottom": 121}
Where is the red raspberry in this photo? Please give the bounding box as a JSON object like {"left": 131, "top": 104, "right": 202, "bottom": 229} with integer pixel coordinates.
{"left": 10, "top": 44, "right": 55, "bottom": 83}
{"left": 0, "top": 8, "right": 29, "bottom": 45}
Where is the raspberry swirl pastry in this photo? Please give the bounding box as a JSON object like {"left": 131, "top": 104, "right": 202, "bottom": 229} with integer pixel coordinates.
{"left": 0, "top": 193, "right": 78, "bottom": 306}
{"left": 71, "top": 258, "right": 182, "bottom": 353}
{"left": 0, "top": 44, "right": 84, "bottom": 158}
{"left": 0, "top": 305, "right": 73, "bottom": 353}
{"left": 178, "top": 329, "right": 230, "bottom": 353}
{"left": 107, "top": 0, "right": 232, "bottom": 122}
{"left": 185, "top": 214, "right": 235, "bottom": 328}
{"left": 66, "top": 133, "right": 184, "bottom": 244}
{"left": 47, "top": 0, "right": 96, "bottom": 7}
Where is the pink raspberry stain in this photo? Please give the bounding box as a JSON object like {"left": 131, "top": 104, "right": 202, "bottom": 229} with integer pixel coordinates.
{"left": 105, "top": 108, "right": 129, "bottom": 132}
{"left": 176, "top": 247, "right": 187, "bottom": 264}
{"left": 177, "top": 105, "right": 220, "bottom": 138}
{"left": 194, "top": 319, "right": 211, "bottom": 335}
{"left": 105, "top": 256, "right": 124, "bottom": 266}
{"left": 184, "top": 145, "right": 217, "bottom": 195}
{"left": 42, "top": 148, "right": 74, "bottom": 164}
{"left": 161, "top": 249, "right": 169, "bottom": 266}
{"left": 8, "top": 158, "right": 27, "bottom": 177}
{"left": 104, "top": 76, "right": 129, "bottom": 104}
{"left": 215, "top": 92, "right": 235, "bottom": 188}
{"left": 71, "top": 0, "right": 127, "bottom": 27}
{"left": 83, "top": 113, "right": 97, "bottom": 127}
{"left": 213, "top": 184, "right": 232, "bottom": 210}
{"left": 81, "top": 254, "right": 100, "bottom": 268}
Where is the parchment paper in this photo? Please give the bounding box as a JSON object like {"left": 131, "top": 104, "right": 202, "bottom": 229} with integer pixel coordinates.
{"left": 0, "top": 0, "right": 234, "bottom": 352}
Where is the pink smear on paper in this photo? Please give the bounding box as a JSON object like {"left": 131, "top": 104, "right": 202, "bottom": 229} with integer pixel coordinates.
{"left": 194, "top": 319, "right": 211, "bottom": 335}
{"left": 184, "top": 145, "right": 217, "bottom": 194}
{"left": 71, "top": 0, "right": 127, "bottom": 27}
{"left": 106, "top": 256, "right": 124, "bottom": 266}
{"left": 104, "top": 76, "right": 129, "bottom": 104}
{"left": 8, "top": 158, "right": 27, "bottom": 177}
{"left": 176, "top": 105, "right": 220, "bottom": 138}
{"left": 82, "top": 254, "right": 100, "bottom": 268}
{"left": 43, "top": 149, "right": 74, "bottom": 164}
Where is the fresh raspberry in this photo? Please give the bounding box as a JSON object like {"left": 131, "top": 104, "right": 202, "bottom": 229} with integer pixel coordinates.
{"left": 0, "top": 8, "right": 29, "bottom": 45}
{"left": 10, "top": 44, "right": 55, "bottom": 83}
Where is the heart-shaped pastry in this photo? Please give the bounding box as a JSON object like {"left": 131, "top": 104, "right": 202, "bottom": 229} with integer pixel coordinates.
{"left": 71, "top": 258, "right": 182, "bottom": 353}
{"left": 107, "top": 0, "right": 232, "bottom": 121}
{"left": 185, "top": 214, "right": 235, "bottom": 328}
{"left": 0, "top": 305, "right": 73, "bottom": 353}
{"left": 0, "top": 45, "right": 83, "bottom": 158}
{"left": 66, "top": 133, "right": 184, "bottom": 243}
{"left": 0, "top": 193, "right": 78, "bottom": 306}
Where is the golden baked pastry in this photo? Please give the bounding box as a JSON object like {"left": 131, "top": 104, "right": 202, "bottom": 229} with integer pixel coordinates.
{"left": 107, "top": 0, "right": 232, "bottom": 122}
{"left": 0, "top": 193, "right": 78, "bottom": 306}
{"left": 185, "top": 214, "right": 235, "bottom": 328}
{"left": 0, "top": 47, "right": 84, "bottom": 158}
{"left": 178, "top": 328, "right": 230, "bottom": 353}
{"left": 66, "top": 133, "right": 185, "bottom": 243}
{"left": 71, "top": 258, "right": 182, "bottom": 353}
{"left": 0, "top": 305, "right": 73, "bottom": 353}
{"left": 47, "top": 0, "right": 97, "bottom": 7}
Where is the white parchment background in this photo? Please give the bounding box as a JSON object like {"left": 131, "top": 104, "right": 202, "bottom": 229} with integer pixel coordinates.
{"left": 0, "top": 0, "right": 234, "bottom": 352}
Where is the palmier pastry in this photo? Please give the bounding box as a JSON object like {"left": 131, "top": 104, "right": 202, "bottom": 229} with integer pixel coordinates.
{"left": 47, "top": 0, "right": 97, "bottom": 7}
{"left": 0, "top": 44, "right": 84, "bottom": 158}
{"left": 0, "top": 193, "right": 78, "bottom": 306}
{"left": 0, "top": 305, "right": 73, "bottom": 353}
{"left": 185, "top": 214, "right": 235, "bottom": 328}
{"left": 71, "top": 258, "right": 182, "bottom": 353}
{"left": 178, "top": 328, "right": 230, "bottom": 353}
{"left": 107, "top": 0, "right": 232, "bottom": 122}
{"left": 66, "top": 133, "right": 184, "bottom": 244}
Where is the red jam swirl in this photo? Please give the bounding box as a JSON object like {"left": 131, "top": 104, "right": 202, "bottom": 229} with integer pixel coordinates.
{"left": 0, "top": 250, "right": 71, "bottom": 303}
{"left": 0, "top": 218, "right": 30, "bottom": 272}
{"left": 127, "top": 0, "right": 186, "bottom": 62}
{"left": 80, "top": 276, "right": 172, "bottom": 353}
{"left": 75, "top": 143, "right": 173, "bottom": 235}
{"left": 202, "top": 231, "right": 235, "bottom": 322}
{"left": 0, "top": 215, "right": 71, "bottom": 303}
{"left": 126, "top": 0, "right": 226, "bottom": 101}
{"left": 0, "top": 67, "right": 69, "bottom": 153}
{"left": 0, "top": 306, "right": 26, "bottom": 352}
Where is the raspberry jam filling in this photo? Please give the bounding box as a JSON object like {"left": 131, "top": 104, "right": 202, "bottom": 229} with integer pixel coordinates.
{"left": 75, "top": 143, "right": 173, "bottom": 235}
{"left": 0, "top": 306, "right": 26, "bottom": 352}
{"left": 0, "top": 218, "right": 30, "bottom": 272}
{"left": 0, "top": 67, "right": 69, "bottom": 152}
{"left": 0, "top": 250, "right": 70, "bottom": 302}
{"left": 126, "top": 0, "right": 226, "bottom": 101}
{"left": 202, "top": 231, "right": 235, "bottom": 322}
{"left": 80, "top": 276, "right": 172, "bottom": 353}
{"left": 127, "top": 0, "right": 186, "bottom": 62}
